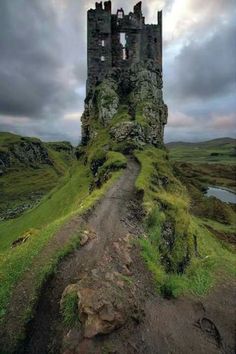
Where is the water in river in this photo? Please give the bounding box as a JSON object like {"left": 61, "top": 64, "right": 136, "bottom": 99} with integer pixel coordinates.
{"left": 206, "top": 187, "right": 236, "bottom": 204}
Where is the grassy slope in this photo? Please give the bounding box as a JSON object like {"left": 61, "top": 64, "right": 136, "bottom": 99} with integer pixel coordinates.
{"left": 169, "top": 139, "right": 236, "bottom": 226}
{"left": 135, "top": 147, "right": 236, "bottom": 297}
{"left": 0, "top": 132, "right": 74, "bottom": 213}
{"left": 167, "top": 138, "right": 236, "bottom": 165}
{"left": 0, "top": 151, "right": 124, "bottom": 322}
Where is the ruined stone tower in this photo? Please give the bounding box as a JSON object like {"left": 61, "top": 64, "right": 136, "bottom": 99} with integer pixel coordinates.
{"left": 87, "top": 1, "right": 162, "bottom": 94}
{"left": 81, "top": 1, "right": 167, "bottom": 148}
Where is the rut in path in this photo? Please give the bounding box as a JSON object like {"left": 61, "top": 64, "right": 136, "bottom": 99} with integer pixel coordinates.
{"left": 22, "top": 159, "right": 141, "bottom": 353}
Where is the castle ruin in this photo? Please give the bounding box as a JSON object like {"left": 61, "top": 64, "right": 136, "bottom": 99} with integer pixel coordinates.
{"left": 82, "top": 1, "right": 167, "bottom": 148}
{"left": 87, "top": 1, "right": 162, "bottom": 94}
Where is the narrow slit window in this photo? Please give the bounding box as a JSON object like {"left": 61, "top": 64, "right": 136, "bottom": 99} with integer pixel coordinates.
{"left": 122, "top": 48, "right": 127, "bottom": 60}
{"left": 120, "top": 33, "right": 127, "bottom": 60}
{"left": 101, "top": 56, "right": 105, "bottom": 61}
{"left": 101, "top": 40, "right": 105, "bottom": 47}
{"left": 120, "top": 33, "right": 126, "bottom": 47}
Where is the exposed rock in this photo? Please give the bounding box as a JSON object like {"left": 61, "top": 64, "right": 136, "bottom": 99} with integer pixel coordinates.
{"left": 110, "top": 121, "right": 146, "bottom": 146}
{"left": 0, "top": 193, "right": 43, "bottom": 221}
{"left": 80, "top": 233, "right": 89, "bottom": 247}
{"left": 96, "top": 79, "right": 119, "bottom": 126}
{"left": 162, "top": 221, "right": 175, "bottom": 252}
{"left": 78, "top": 287, "right": 126, "bottom": 338}
{"left": 80, "top": 229, "right": 96, "bottom": 246}
{"left": 81, "top": 61, "right": 168, "bottom": 149}
{"left": 0, "top": 151, "right": 10, "bottom": 172}
{"left": 11, "top": 140, "right": 52, "bottom": 166}
{"left": 0, "top": 139, "right": 52, "bottom": 173}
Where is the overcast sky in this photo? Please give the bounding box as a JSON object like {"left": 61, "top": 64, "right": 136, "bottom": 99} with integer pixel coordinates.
{"left": 0, "top": 0, "right": 235, "bottom": 144}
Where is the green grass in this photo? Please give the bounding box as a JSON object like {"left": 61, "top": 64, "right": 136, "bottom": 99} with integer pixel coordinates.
{"left": 0, "top": 132, "right": 74, "bottom": 214}
{"left": 167, "top": 138, "right": 236, "bottom": 165}
{"left": 135, "top": 146, "right": 236, "bottom": 298}
{"left": 202, "top": 218, "right": 236, "bottom": 235}
{"left": 0, "top": 132, "right": 40, "bottom": 151}
{"left": 61, "top": 289, "right": 80, "bottom": 328}
{"left": 98, "top": 151, "right": 127, "bottom": 177}
{"left": 0, "top": 159, "right": 122, "bottom": 323}
{"left": 173, "top": 161, "right": 236, "bottom": 192}
{"left": 140, "top": 208, "right": 236, "bottom": 298}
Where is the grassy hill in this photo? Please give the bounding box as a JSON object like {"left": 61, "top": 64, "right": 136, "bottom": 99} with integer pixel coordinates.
{"left": 0, "top": 127, "right": 236, "bottom": 351}
{"left": 0, "top": 132, "right": 125, "bottom": 328}
{"left": 167, "top": 137, "right": 236, "bottom": 164}
{"left": 0, "top": 132, "right": 75, "bottom": 220}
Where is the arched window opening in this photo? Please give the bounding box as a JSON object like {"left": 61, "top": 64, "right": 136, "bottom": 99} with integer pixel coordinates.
{"left": 101, "top": 56, "right": 105, "bottom": 62}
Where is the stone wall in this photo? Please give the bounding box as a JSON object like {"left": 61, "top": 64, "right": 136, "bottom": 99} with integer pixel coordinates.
{"left": 86, "top": 1, "right": 162, "bottom": 94}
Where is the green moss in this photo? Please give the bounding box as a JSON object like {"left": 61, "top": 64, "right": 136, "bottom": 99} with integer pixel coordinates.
{"left": 96, "top": 79, "right": 118, "bottom": 107}
{"left": 99, "top": 151, "right": 127, "bottom": 174}
{"left": 86, "top": 127, "right": 110, "bottom": 165}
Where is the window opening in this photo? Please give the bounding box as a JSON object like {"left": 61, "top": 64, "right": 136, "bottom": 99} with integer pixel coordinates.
{"left": 101, "top": 39, "right": 105, "bottom": 47}
{"left": 122, "top": 48, "right": 127, "bottom": 60}
{"left": 117, "top": 10, "right": 124, "bottom": 19}
{"left": 101, "top": 56, "right": 105, "bottom": 61}
{"left": 120, "top": 33, "right": 126, "bottom": 47}
{"left": 120, "top": 33, "right": 127, "bottom": 60}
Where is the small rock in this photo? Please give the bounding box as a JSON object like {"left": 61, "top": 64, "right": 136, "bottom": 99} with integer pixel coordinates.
{"left": 80, "top": 233, "right": 89, "bottom": 246}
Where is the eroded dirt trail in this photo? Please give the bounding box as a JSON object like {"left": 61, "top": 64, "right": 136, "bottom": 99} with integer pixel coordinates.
{"left": 22, "top": 159, "right": 142, "bottom": 353}
{"left": 13, "top": 159, "right": 236, "bottom": 354}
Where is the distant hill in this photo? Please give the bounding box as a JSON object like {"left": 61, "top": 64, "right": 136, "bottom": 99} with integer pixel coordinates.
{"left": 166, "top": 137, "right": 236, "bottom": 149}
{"left": 0, "top": 132, "right": 75, "bottom": 220}
{"left": 166, "top": 137, "right": 236, "bottom": 165}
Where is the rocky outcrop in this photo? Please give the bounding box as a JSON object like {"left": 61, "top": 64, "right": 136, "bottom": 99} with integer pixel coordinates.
{"left": 0, "top": 139, "right": 52, "bottom": 174}
{"left": 11, "top": 140, "right": 52, "bottom": 166}
{"left": 0, "top": 133, "right": 75, "bottom": 220}
{"left": 96, "top": 79, "right": 119, "bottom": 126}
{"left": 81, "top": 60, "right": 168, "bottom": 149}
{"left": 110, "top": 121, "right": 146, "bottom": 147}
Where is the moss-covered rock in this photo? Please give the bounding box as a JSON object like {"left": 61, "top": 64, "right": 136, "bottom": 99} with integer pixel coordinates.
{"left": 81, "top": 60, "right": 168, "bottom": 149}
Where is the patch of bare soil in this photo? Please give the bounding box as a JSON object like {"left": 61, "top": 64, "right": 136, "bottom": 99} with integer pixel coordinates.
{"left": 2, "top": 159, "right": 236, "bottom": 354}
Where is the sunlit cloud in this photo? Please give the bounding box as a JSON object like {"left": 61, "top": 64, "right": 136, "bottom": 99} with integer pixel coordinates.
{"left": 64, "top": 112, "right": 82, "bottom": 121}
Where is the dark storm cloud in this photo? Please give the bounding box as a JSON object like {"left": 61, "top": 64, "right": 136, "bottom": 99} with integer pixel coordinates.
{"left": 0, "top": 0, "right": 83, "bottom": 119}
{"left": 166, "top": 21, "right": 236, "bottom": 101}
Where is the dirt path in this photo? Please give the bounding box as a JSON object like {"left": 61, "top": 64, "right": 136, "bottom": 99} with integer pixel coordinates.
{"left": 21, "top": 158, "right": 142, "bottom": 353}
{"left": 2, "top": 159, "right": 236, "bottom": 354}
